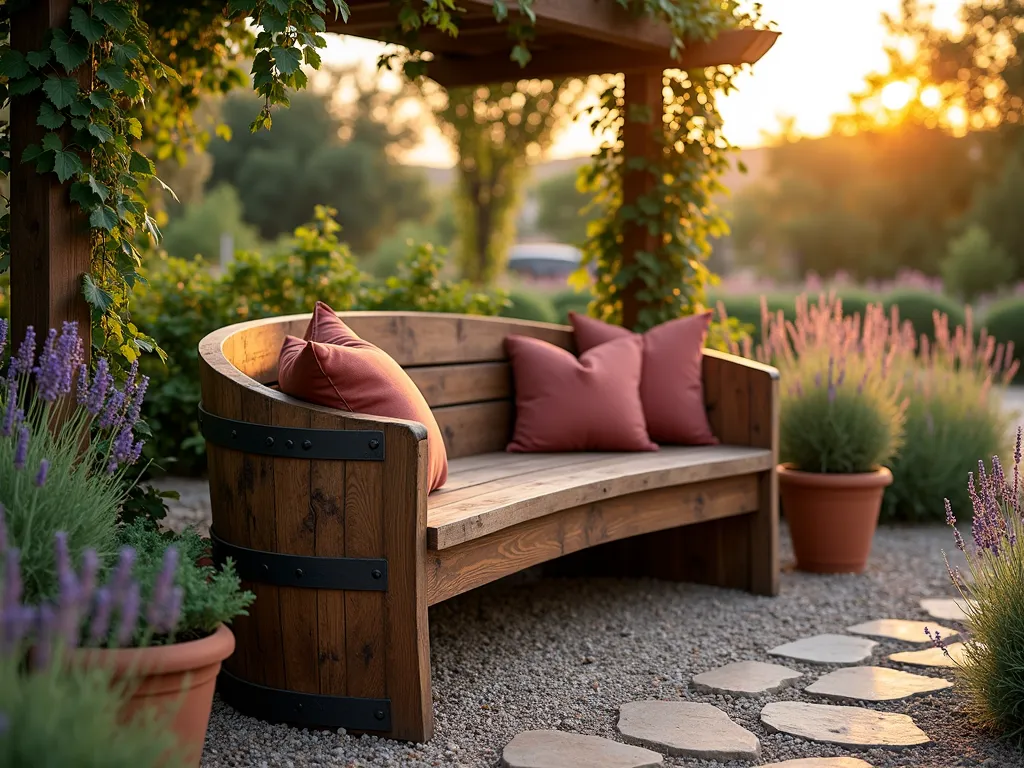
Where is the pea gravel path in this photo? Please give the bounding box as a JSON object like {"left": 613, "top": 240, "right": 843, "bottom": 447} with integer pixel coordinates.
{"left": 163, "top": 499, "right": 1021, "bottom": 768}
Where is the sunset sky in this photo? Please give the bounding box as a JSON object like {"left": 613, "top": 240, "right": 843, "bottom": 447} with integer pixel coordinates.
{"left": 322, "top": 0, "right": 965, "bottom": 167}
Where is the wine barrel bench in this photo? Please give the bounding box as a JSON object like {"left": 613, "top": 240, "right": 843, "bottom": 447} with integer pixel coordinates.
{"left": 198, "top": 311, "right": 779, "bottom": 743}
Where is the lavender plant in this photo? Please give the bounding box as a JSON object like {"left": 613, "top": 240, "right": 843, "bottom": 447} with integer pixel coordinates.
{"left": 754, "top": 294, "right": 907, "bottom": 473}
{"left": 0, "top": 320, "right": 147, "bottom": 602}
{"left": 941, "top": 431, "right": 1024, "bottom": 741}
{"left": 0, "top": 525, "right": 188, "bottom": 767}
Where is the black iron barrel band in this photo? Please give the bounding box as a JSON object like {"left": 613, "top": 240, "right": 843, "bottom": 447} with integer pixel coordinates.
{"left": 211, "top": 530, "right": 388, "bottom": 591}
{"left": 198, "top": 404, "right": 384, "bottom": 461}
{"left": 218, "top": 670, "right": 392, "bottom": 731}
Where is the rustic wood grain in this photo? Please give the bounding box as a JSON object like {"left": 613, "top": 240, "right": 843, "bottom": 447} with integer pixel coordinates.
{"left": 406, "top": 362, "right": 511, "bottom": 407}
{"left": 433, "top": 400, "right": 512, "bottom": 458}
{"left": 427, "top": 445, "right": 773, "bottom": 549}
{"left": 426, "top": 475, "right": 760, "bottom": 604}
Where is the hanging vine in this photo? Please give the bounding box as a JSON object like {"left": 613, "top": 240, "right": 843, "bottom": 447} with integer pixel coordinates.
{"left": 0, "top": 0, "right": 765, "bottom": 366}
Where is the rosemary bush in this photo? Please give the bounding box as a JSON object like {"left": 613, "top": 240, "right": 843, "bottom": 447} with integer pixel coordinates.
{"left": 0, "top": 321, "right": 147, "bottom": 601}
{"left": 755, "top": 294, "right": 906, "bottom": 473}
{"left": 941, "top": 432, "right": 1024, "bottom": 741}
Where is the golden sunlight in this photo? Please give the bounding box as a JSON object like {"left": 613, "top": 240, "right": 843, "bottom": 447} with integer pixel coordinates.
{"left": 919, "top": 85, "right": 942, "bottom": 109}
{"left": 880, "top": 80, "right": 914, "bottom": 111}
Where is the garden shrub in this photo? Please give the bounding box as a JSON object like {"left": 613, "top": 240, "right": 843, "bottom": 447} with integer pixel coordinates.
{"left": 159, "top": 184, "right": 263, "bottom": 262}
{"left": 551, "top": 288, "right": 592, "bottom": 323}
{"left": 941, "top": 440, "right": 1024, "bottom": 741}
{"left": 499, "top": 288, "right": 557, "bottom": 324}
{"left": 134, "top": 207, "right": 506, "bottom": 476}
{"left": 982, "top": 297, "right": 1024, "bottom": 382}
{"left": 882, "top": 289, "right": 966, "bottom": 342}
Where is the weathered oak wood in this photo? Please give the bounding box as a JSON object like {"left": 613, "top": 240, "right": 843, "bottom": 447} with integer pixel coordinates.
{"left": 426, "top": 475, "right": 760, "bottom": 605}
{"left": 433, "top": 400, "right": 512, "bottom": 458}
{"left": 406, "top": 362, "right": 511, "bottom": 407}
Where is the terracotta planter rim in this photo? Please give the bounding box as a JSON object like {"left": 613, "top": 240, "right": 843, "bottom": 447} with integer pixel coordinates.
{"left": 74, "top": 623, "right": 235, "bottom": 677}
{"left": 778, "top": 464, "right": 893, "bottom": 489}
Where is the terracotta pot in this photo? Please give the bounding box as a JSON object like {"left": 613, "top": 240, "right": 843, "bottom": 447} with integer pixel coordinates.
{"left": 778, "top": 464, "right": 893, "bottom": 574}
{"left": 74, "top": 623, "right": 235, "bottom": 765}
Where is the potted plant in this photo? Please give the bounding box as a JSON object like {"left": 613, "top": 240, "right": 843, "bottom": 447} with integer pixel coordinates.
{"left": 0, "top": 321, "right": 253, "bottom": 764}
{"left": 757, "top": 295, "right": 907, "bottom": 573}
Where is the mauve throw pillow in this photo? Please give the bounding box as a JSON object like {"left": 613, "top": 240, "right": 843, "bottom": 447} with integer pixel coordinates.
{"left": 505, "top": 334, "right": 657, "bottom": 453}
{"left": 278, "top": 303, "right": 448, "bottom": 491}
{"left": 569, "top": 311, "right": 718, "bottom": 445}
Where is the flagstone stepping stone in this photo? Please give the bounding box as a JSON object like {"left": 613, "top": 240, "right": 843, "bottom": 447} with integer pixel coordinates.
{"left": 691, "top": 660, "right": 802, "bottom": 696}
{"left": 617, "top": 701, "right": 760, "bottom": 761}
{"left": 919, "top": 597, "right": 975, "bottom": 622}
{"left": 889, "top": 641, "right": 970, "bottom": 669}
{"left": 769, "top": 634, "right": 877, "bottom": 665}
{"left": 760, "top": 701, "right": 929, "bottom": 748}
{"left": 763, "top": 759, "right": 874, "bottom": 768}
{"left": 501, "top": 731, "right": 663, "bottom": 768}
{"left": 804, "top": 666, "right": 952, "bottom": 702}
{"left": 847, "top": 619, "right": 957, "bottom": 644}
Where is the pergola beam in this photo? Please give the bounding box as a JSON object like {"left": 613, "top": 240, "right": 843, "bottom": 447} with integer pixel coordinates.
{"left": 426, "top": 28, "right": 779, "bottom": 87}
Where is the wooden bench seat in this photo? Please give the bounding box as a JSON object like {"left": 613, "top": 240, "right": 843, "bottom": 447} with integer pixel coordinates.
{"left": 198, "top": 311, "right": 779, "bottom": 744}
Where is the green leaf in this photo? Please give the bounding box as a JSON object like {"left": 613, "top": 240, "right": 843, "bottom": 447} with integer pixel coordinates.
{"left": 68, "top": 98, "right": 91, "bottom": 117}
{"left": 21, "top": 143, "right": 45, "bottom": 166}
{"left": 87, "top": 121, "right": 114, "bottom": 144}
{"left": 69, "top": 181, "right": 97, "bottom": 208}
{"left": 8, "top": 75, "right": 41, "bottom": 96}
{"left": 92, "top": 2, "right": 132, "bottom": 34}
{"left": 88, "top": 175, "right": 111, "bottom": 201}
{"left": 96, "top": 62, "right": 127, "bottom": 90}
{"left": 271, "top": 46, "right": 302, "bottom": 76}
{"left": 112, "top": 43, "right": 141, "bottom": 66}
{"left": 25, "top": 49, "right": 51, "bottom": 69}
{"left": 492, "top": 0, "right": 508, "bottom": 22}
{"left": 126, "top": 117, "right": 143, "bottom": 139}
{"left": 82, "top": 273, "right": 115, "bottom": 311}
{"left": 0, "top": 49, "right": 30, "bottom": 79}
{"left": 510, "top": 44, "right": 531, "bottom": 68}
{"left": 153, "top": 175, "right": 179, "bottom": 203}
{"left": 53, "top": 149, "right": 83, "bottom": 182}
{"left": 43, "top": 76, "right": 78, "bottom": 108}
{"left": 37, "top": 102, "right": 66, "bottom": 130}
{"left": 70, "top": 7, "right": 106, "bottom": 44}
{"left": 89, "top": 205, "right": 118, "bottom": 232}
{"left": 89, "top": 90, "right": 115, "bottom": 109}
{"left": 0, "top": 250, "right": 9, "bottom": 273}
{"left": 303, "top": 47, "right": 322, "bottom": 69}
{"left": 51, "top": 28, "right": 89, "bottom": 70}
{"left": 41, "top": 133, "right": 63, "bottom": 152}
{"left": 128, "top": 150, "right": 155, "bottom": 176}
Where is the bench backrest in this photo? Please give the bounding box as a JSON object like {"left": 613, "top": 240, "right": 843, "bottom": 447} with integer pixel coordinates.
{"left": 210, "top": 311, "right": 574, "bottom": 458}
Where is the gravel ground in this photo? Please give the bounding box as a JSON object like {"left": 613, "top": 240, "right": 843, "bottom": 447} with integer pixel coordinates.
{"left": 185, "top": 518, "right": 1023, "bottom": 768}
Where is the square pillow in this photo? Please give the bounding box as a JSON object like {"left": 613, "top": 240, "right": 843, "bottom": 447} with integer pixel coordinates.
{"left": 569, "top": 311, "right": 718, "bottom": 446}
{"left": 505, "top": 334, "right": 657, "bottom": 453}
{"left": 278, "top": 302, "right": 448, "bottom": 491}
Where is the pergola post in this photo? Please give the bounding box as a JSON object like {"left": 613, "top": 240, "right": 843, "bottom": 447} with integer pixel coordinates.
{"left": 620, "top": 70, "right": 664, "bottom": 331}
{"left": 9, "top": 1, "right": 92, "bottom": 353}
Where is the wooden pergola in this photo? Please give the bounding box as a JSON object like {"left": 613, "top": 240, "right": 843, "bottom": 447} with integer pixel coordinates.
{"left": 9, "top": 2, "right": 778, "bottom": 351}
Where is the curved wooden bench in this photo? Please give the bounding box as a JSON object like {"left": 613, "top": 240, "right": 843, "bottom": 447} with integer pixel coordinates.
{"left": 198, "top": 311, "right": 779, "bottom": 742}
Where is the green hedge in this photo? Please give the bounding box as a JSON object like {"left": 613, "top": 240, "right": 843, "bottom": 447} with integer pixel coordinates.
{"left": 551, "top": 289, "right": 592, "bottom": 324}
{"left": 499, "top": 289, "right": 558, "bottom": 324}
{"left": 882, "top": 289, "right": 967, "bottom": 342}
{"left": 983, "top": 297, "right": 1024, "bottom": 381}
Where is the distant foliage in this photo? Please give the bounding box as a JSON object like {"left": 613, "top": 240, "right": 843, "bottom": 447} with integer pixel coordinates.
{"left": 941, "top": 225, "right": 1015, "bottom": 303}
{"left": 756, "top": 295, "right": 907, "bottom": 474}
{"left": 882, "top": 290, "right": 967, "bottom": 343}
{"left": 499, "top": 289, "right": 557, "bottom": 324}
{"left": 134, "top": 207, "right": 506, "bottom": 475}
{"left": 159, "top": 184, "right": 262, "bottom": 262}
{"left": 983, "top": 298, "right": 1024, "bottom": 382}
{"left": 534, "top": 170, "right": 599, "bottom": 246}
{"left": 942, "top": 437, "right": 1024, "bottom": 742}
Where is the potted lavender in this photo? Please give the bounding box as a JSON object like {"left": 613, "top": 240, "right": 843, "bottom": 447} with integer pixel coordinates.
{"left": 757, "top": 296, "right": 907, "bottom": 572}
{"left": 0, "top": 321, "right": 253, "bottom": 763}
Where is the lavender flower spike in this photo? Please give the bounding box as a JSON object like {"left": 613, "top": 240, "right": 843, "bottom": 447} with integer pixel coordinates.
{"left": 88, "top": 587, "right": 114, "bottom": 647}
{"left": 115, "top": 582, "right": 141, "bottom": 647}
{"left": 0, "top": 318, "right": 7, "bottom": 356}
{"left": 0, "top": 503, "right": 6, "bottom": 555}
{"left": 32, "top": 604, "right": 56, "bottom": 670}
{"left": 76, "top": 364, "right": 89, "bottom": 406}
{"left": 148, "top": 547, "right": 179, "bottom": 631}
{"left": 1, "top": 548, "right": 22, "bottom": 614}
{"left": 35, "top": 459, "right": 49, "bottom": 487}
{"left": 1, "top": 378, "right": 18, "bottom": 437}
{"left": 108, "top": 547, "right": 136, "bottom": 608}
{"left": 85, "top": 358, "right": 111, "bottom": 416}
{"left": 11, "top": 325, "right": 35, "bottom": 378}
{"left": 98, "top": 389, "right": 125, "bottom": 431}
{"left": 13, "top": 425, "right": 29, "bottom": 470}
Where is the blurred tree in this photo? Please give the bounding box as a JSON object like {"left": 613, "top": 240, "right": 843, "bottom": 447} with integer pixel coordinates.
{"left": 160, "top": 184, "right": 263, "bottom": 262}
{"left": 206, "top": 71, "right": 433, "bottom": 253}
{"left": 432, "top": 79, "right": 589, "bottom": 284}
{"left": 941, "top": 224, "right": 1015, "bottom": 301}
{"left": 534, "top": 169, "right": 600, "bottom": 246}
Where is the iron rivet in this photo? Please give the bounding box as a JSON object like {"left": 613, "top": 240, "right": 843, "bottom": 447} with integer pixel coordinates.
{"left": 231, "top": 430, "right": 238, "bottom": 439}
{"left": 295, "top": 568, "right": 304, "bottom": 578}
{"left": 265, "top": 436, "right": 275, "bottom": 447}
{"left": 286, "top": 439, "right": 294, "bottom": 449}
{"left": 302, "top": 440, "right": 312, "bottom": 450}
{"left": 369, "top": 438, "right": 380, "bottom": 450}
{"left": 374, "top": 710, "right": 385, "bottom": 721}
{"left": 371, "top": 569, "right": 382, "bottom": 580}
{"left": 261, "top": 564, "right": 270, "bottom": 574}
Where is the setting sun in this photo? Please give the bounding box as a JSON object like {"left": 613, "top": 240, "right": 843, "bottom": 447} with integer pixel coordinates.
{"left": 880, "top": 80, "right": 915, "bottom": 111}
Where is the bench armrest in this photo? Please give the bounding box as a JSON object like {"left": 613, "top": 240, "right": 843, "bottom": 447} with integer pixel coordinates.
{"left": 701, "top": 349, "right": 779, "bottom": 454}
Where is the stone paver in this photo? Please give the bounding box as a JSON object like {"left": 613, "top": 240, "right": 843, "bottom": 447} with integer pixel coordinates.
{"left": 804, "top": 666, "right": 952, "bottom": 702}
{"left": 919, "top": 598, "right": 975, "bottom": 623}
{"left": 617, "top": 701, "right": 760, "bottom": 761}
{"left": 768, "top": 634, "right": 877, "bottom": 665}
{"left": 847, "top": 619, "right": 957, "bottom": 644}
{"left": 889, "top": 641, "right": 970, "bottom": 669}
{"left": 762, "top": 759, "right": 874, "bottom": 768}
{"left": 761, "top": 701, "right": 929, "bottom": 749}
{"left": 691, "top": 661, "right": 802, "bottom": 697}
{"left": 501, "top": 731, "right": 663, "bottom": 768}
